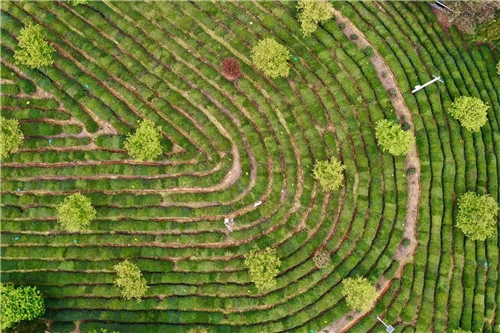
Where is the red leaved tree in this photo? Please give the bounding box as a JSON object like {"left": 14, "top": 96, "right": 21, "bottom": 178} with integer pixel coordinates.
{"left": 221, "top": 58, "right": 242, "bottom": 81}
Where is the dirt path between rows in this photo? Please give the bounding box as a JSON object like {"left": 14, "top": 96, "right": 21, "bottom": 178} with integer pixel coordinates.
{"left": 322, "top": 9, "right": 421, "bottom": 333}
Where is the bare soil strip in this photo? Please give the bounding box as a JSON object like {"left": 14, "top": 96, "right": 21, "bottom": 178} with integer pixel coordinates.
{"left": 322, "top": 9, "right": 421, "bottom": 333}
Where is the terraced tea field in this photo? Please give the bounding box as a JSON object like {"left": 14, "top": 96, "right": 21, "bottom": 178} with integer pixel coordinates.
{"left": 1, "top": 1, "right": 499, "bottom": 332}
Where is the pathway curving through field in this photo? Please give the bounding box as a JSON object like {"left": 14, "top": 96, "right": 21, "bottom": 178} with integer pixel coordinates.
{"left": 322, "top": 8, "right": 422, "bottom": 333}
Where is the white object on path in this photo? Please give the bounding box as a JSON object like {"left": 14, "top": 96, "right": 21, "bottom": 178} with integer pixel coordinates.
{"left": 411, "top": 75, "right": 443, "bottom": 94}
{"left": 254, "top": 201, "right": 262, "bottom": 207}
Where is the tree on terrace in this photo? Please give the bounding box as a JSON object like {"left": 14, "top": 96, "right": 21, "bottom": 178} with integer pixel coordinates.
{"left": 313, "top": 157, "right": 345, "bottom": 191}
{"left": 0, "top": 116, "right": 24, "bottom": 160}
{"left": 57, "top": 193, "right": 96, "bottom": 232}
{"left": 375, "top": 119, "right": 415, "bottom": 156}
{"left": 342, "top": 276, "right": 377, "bottom": 312}
{"left": 14, "top": 23, "right": 55, "bottom": 69}
{"left": 456, "top": 192, "right": 498, "bottom": 241}
{"left": 297, "top": 0, "right": 334, "bottom": 36}
{"left": 251, "top": 38, "right": 290, "bottom": 79}
{"left": 244, "top": 247, "right": 281, "bottom": 291}
{"left": 447, "top": 96, "right": 489, "bottom": 132}
{"left": 0, "top": 284, "right": 45, "bottom": 330}
{"left": 113, "top": 260, "right": 148, "bottom": 300}
{"left": 124, "top": 119, "right": 163, "bottom": 161}
{"left": 221, "top": 58, "right": 242, "bottom": 81}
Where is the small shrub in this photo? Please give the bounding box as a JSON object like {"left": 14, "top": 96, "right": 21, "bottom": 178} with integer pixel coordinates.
{"left": 350, "top": 34, "right": 358, "bottom": 40}
{"left": 221, "top": 58, "right": 242, "bottom": 81}
{"left": 313, "top": 249, "right": 331, "bottom": 269}
{"left": 402, "top": 238, "right": 411, "bottom": 246}
{"left": 406, "top": 167, "right": 416, "bottom": 175}
{"left": 363, "top": 46, "right": 373, "bottom": 57}
{"left": 402, "top": 122, "right": 411, "bottom": 131}
{"left": 389, "top": 88, "right": 397, "bottom": 96}
{"left": 338, "top": 22, "right": 346, "bottom": 30}
{"left": 497, "top": 60, "right": 500, "bottom": 75}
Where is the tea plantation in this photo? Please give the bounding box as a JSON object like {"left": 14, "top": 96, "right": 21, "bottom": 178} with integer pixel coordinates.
{"left": 0, "top": 1, "right": 499, "bottom": 333}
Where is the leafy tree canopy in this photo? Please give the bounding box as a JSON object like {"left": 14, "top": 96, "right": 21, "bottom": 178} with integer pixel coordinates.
{"left": 313, "top": 157, "right": 345, "bottom": 191}
{"left": 297, "top": 0, "right": 333, "bottom": 36}
{"left": 0, "top": 116, "right": 24, "bottom": 160}
{"left": 375, "top": 119, "right": 415, "bottom": 156}
{"left": 251, "top": 38, "right": 290, "bottom": 79}
{"left": 447, "top": 96, "right": 489, "bottom": 132}
{"left": 113, "top": 260, "right": 148, "bottom": 300}
{"left": 497, "top": 60, "right": 500, "bottom": 76}
{"left": 456, "top": 192, "right": 498, "bottom": 241}
{"left": 244, "top": 247, "right": 281, "bottom": 291}
{"left": 14, "top": 23, "right": 55, "bottom": 69}
{"left": 0, "top": 284, "right": 45, "bottom": 330}
{"left": 124, "top": 119, "right": 163, "bottom": 161}
{"left": 342, "top": 276, "right": 377, "bottom": 312}
{"left": 57, "top": 193, "right": 96, "bottom": 232}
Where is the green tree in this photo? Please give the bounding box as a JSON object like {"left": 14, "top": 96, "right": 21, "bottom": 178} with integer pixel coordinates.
{"left": 341, "top": 276, "right": 377, "bottom": 312}
{"left": 86, "top": 329, "right": 120, "bottom": 333}
{"left": 297, "top": 0, "right": 333, "bottom": 36}
{"left": 456, "top": 192, "right": 498, "bottom": 241}
{"left": 251, "top": 38, "right": 290, "bottom": 79}
{"left": 1, "top": 116, "right": 24, "bottom": 160}
{"left": 57, "top": 193, "right": 96, "bottom": 232}
{"left": 124, "top": 119, "right": 163, "bottom": 161}
{"left": 244, "top": 247, "right": 281, "bottom": 291}
{"left": 113, "top": 260, "right": 148, "bottom": 300}
{"left": 0, "top": 284, "right": 45, "bottom": 330}
{"left": 497, "top": 60, "right": 500, "bottom": 76}
{"left": 375, "top": 119, "right": 415, "bottom": 156}
{"left": 313, "top": 157, "right": 345, "bottom": 191}
{"left": 14, "top": 23, "right": 55, "bottom": 69}
{"left": 452, "top": 329, "right": 471, "bottom": 333}
{"left": 447, "top": 96, "right": 489, "bottom": 132}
